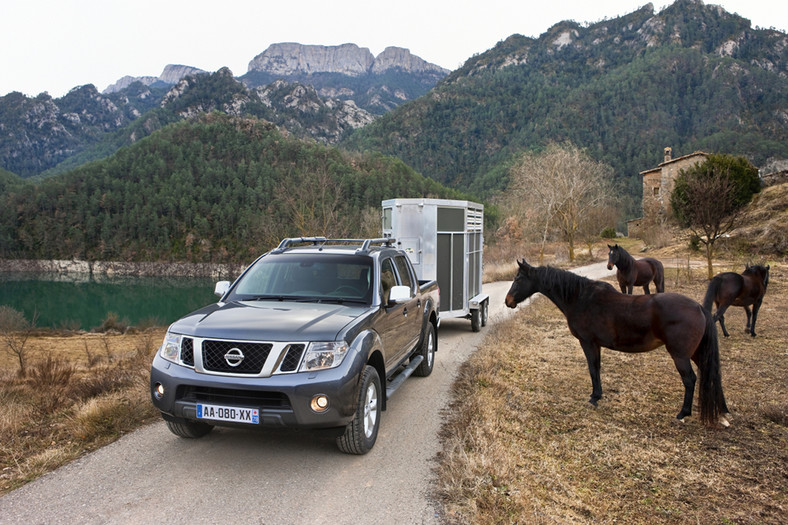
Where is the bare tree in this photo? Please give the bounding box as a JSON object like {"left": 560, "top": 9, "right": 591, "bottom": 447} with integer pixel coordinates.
{"left": 0, "top": 306, "right": 38, "bottom": 377}
{"left": 278, "top": 162, "right": 350, "bottom": 238}
{"left": 503, "top": 143, "right": 617, "bottom": 262}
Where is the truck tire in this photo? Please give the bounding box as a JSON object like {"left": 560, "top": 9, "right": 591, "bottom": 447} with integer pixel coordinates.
{"left": 165, "top": 419, "right": 214, "bottom": 438}
{"left": 336, "top": 365, "right": 381, "bottom": 454}
{"left": 413, "top": 322, "right": 435, "bottom": 377}
{"left": 481, "top": 299, "right": 489, "bottom": 327}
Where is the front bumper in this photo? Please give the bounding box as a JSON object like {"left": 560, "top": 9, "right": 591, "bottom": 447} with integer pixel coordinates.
{"left": 150, "top": 351, "right": 363, "bottom": 430}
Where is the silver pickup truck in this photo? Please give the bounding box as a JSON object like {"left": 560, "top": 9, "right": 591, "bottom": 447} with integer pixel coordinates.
{"left": 150, "top": 237, "right": 440, "bottom": 454}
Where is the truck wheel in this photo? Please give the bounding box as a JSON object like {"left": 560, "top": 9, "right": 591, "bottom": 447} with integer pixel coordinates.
{"left": 481, "top": 299, "right": 489, "bottom": 327}
{"left": 413, "top": 322, "right": 435, "bottom": 377}
{"left": 165, "top": 419, "right": 214, "bottom": 438}
{"left": 471, "top": 308, "right": 481, "bottom": 332}
{"left": 336, "top": 366, "right": 381, "bottom": 454}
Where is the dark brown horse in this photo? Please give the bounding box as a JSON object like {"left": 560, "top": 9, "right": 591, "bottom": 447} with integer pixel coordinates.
{"left": 703, "top": 264, "right": 770, "bottom": 338}
{"left": 607, "top": 244, "right": 665, "bottom": 294}
{"left": 505, "top": 260, "right": 729, "bottom": 426}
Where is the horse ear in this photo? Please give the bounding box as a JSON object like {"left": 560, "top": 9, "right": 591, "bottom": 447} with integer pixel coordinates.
{"left": 607, "top": 244, "right": 613, "bottom": 249}
{"left": 517, "top": 259, "right": 531, "bottom": 271}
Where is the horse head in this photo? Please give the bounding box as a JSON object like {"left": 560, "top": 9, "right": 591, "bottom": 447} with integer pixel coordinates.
{"left": 744, "top": 264, "right": 771, "bottom": 288}
{"left": 606, "top": 244, "right": 620, "bottom": 270}
{"left": 505, "top": 259, "right": 537, "bottom": 308}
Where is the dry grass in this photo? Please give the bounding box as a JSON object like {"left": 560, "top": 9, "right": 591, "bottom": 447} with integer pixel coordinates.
{"left": 437, "top": 262, "right": 788, "bottom": 524}
{"left": 0, "top": 329, "right": 165, "bottom": 494}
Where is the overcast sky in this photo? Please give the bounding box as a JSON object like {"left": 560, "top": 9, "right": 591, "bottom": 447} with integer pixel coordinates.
{"left": 2, "top": 0, "right": 785, "bottom": 98}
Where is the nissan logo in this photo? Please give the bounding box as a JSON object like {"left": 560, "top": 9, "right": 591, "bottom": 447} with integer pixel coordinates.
{"left": 224, "top": 347, "right": 245, "bottom": 367}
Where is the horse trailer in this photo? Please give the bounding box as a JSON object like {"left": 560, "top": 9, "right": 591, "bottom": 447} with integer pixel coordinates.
{"left": 382, "top": 198, "right": 489, "bottom": 331}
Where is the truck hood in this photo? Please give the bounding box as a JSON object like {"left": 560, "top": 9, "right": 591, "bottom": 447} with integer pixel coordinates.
{"left": 169, "top": 300, "right": 371, "bottom": 341}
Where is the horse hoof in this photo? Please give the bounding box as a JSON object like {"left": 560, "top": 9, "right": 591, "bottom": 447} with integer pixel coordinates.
{"left": 720, "top": 418, "right": 731, "bottom": 428}
{"left": 677, "top": 417, "right": 686, "bottom": 424}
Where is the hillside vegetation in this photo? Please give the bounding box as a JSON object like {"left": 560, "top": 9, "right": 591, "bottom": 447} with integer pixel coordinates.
{"left": 0, "top": 113, "right": 461, "bottom": 262}
{"left": 344, "top": 1, "right": 788, "bottom": 217}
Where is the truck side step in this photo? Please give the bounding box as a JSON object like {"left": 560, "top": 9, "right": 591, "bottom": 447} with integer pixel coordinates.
{"left": 386, "top": 355, "right": 423, "bottom": 398}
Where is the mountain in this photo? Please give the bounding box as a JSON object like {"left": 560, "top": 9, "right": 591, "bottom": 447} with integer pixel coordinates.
{"left": 0, "top": 113, "right": 461, "bottom": 262}
{"left": 0, "top": 44, "right": 447, "bottom": 178}
{"left": 342, "top": 0, "right": 788, "bottom": 214}
{"left": 0, "top": 68, "right": 377, "bottom": 178}
{"left": 103, "top": 64, "right": 208, "bottom": 93}
{"left": 241, "top": 43, "right": 449, "bottom": 113}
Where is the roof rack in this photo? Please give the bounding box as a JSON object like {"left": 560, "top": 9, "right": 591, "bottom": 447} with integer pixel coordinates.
{"left": 271, "top": 237, "right": 397, "bottom": 254}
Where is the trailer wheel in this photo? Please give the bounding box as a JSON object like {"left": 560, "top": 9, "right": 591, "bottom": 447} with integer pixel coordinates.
{"left": 471, "top": 308, "right": 481, "bottom": 332}
{"left": 481, "top": 299, "right": 489, "bottom": 327}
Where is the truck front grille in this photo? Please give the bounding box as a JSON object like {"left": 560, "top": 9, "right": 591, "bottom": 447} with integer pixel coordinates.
{"left": 202, "top": 340, "right": 273, "bottom": 374}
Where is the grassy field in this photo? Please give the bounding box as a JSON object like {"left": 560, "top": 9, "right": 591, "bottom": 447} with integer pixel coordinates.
{"left": 435, "top": 256, "right": 787, "bottom": 524}
{"left": 0, "top": 328, "right": 165, "bottom": 494}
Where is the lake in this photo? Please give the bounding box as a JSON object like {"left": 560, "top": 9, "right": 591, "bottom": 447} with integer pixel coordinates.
{"left": 0, "top": 273, "right": 220, "bottom": 330}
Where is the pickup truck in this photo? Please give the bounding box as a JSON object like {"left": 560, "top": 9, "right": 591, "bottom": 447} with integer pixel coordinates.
{"left": 150, "top": 237, "right": 440, "bottom": 454}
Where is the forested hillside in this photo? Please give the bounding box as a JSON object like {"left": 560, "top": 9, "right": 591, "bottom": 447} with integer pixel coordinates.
{"left": 343, "top": 1, "right": 788, "bottom": 217}
{"left": 0, "top": 113, "right": 460, "bottom": 262}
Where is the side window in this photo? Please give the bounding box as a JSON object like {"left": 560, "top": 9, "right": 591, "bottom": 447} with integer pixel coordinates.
{"left": 393, "top": 255, "right": 414, "bottom": 292}
{"left": 380, "top": 258, "right": 397, "bottom": 304}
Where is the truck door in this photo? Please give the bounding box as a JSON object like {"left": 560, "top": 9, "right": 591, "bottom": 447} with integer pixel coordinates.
{"left": 378, "top": 257, "right": 411, "bottom": 369}
{"left": 392, "top": 254, "right": 422, "bottom": 357}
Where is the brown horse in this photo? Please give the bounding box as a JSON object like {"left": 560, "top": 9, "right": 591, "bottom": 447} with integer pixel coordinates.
{"left": 703, "top": 264, "right": 770, "bottom": 337}
{"left": 505, "top": 260, "right": 729, "bottom": 425}
{"left": 607, "top": 244, "right": 665, "bottom": 294}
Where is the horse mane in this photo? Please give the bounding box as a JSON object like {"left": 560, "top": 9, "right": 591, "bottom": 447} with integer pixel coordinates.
{"left": 743, "top": 264, "right": 767, "bottom": 276}
{"left": 535, "top": 265, "right": 611, "bottom": 303}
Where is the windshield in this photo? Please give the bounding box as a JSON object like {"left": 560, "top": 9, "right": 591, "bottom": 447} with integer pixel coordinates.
{"left": 228, "top": 253, "right": 373, "bottom": 304}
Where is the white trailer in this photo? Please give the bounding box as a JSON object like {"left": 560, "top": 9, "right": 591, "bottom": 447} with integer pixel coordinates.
{"left": 382, "top": 198, "right": 489, "bottom": 331}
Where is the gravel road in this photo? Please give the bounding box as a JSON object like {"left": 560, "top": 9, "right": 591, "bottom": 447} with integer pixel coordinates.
{"left": 0, "top": 262, "right": 613, "bottom": 525}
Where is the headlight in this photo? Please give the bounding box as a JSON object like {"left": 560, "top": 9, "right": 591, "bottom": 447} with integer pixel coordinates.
{"left": 300, "top": 342, "right": 349, "bottom": 371}
{"left": 159, "top": 332, "right": 182, "bottom": 363}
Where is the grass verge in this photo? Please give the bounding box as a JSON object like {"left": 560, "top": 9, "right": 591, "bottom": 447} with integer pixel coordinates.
{"left": 437, "top": 262, "right": 788, "bottom": 524}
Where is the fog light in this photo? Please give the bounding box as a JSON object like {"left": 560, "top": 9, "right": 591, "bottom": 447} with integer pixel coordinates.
{"left": 310, "top": 394, "right": 329, "bottom": 413}
{"left": 154, "top": 383, "right": 165, "bottom": 399}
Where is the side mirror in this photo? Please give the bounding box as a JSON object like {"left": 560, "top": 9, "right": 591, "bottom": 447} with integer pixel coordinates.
{"left": 388, "top": 285, "right": 411, "bottom": 304}
{"left": 214, "top": 281, "right": 230, "bottom": 298}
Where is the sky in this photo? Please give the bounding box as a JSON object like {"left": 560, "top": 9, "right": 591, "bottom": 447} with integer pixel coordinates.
{"left": 2, "top": 0, "right": 786, "bottom": 98}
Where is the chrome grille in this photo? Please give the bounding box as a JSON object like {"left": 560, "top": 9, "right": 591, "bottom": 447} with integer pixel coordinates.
{"left": 202, "top": 340, "right": 272, "bottom": 374}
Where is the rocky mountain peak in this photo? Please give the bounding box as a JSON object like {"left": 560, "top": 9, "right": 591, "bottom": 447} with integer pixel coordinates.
{"left": 104, "top": 64, "right": 206, "bottom": 94}
{"left": 247, "top": 43, "right": 448, "bottom": 77}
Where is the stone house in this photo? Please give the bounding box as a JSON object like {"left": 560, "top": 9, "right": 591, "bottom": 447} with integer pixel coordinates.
{"left": 627, "top": 147, "right": 707, "bottom": 237}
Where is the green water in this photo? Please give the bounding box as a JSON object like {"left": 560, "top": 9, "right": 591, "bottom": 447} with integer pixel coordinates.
{"left": 0, "top": 273, "right": 219, "bottom": 330}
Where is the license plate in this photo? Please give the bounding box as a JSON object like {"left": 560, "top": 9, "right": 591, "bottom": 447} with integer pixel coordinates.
{"left": 196, "top": 404, "right": 259, "bottom": 424}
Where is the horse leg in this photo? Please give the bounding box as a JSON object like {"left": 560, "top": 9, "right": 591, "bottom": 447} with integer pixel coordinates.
{"left": 750, "top": 299, "right": 764, "bottom": 337}
{"left": 672, "top": 356, "right": 697, "bottom": 421}
{"left": 714, "top": 303, "right": 731, "bottom": 337}
{"left": 741, "top": 305, "right": 751, "bottom": 334}
{"left": 643, "top": 284, "right": 651, "bottom": 294}
{"left": 579, "top": 341, "right": 603, "bottom": 407}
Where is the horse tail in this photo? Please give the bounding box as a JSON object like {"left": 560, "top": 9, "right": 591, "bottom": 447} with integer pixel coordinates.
{"left": 655, "top": 261, "right": 665, "bottom": 293}
{"left": 703, "top": 277, "right": 721, "bottom": 313}
{"left": 697, "top": 308, "right": 726, "bottom": 425}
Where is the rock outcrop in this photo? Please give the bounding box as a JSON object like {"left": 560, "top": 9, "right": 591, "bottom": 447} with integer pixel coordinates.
{"left": 247, "top": 43, "right": 448, "bottom": 77}
{"left": 104, "top": 64, "right": 206, "bottom": 94}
